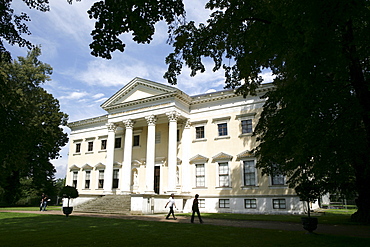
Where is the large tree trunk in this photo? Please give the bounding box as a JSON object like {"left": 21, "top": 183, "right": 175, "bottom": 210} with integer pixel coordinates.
{"left": 344, "top": 20, "right": 370, "bottom": 223}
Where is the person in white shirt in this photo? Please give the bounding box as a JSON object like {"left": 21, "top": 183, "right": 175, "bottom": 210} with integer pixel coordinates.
{"left": 165, "top": 193, "right": 177, "bottom": 220}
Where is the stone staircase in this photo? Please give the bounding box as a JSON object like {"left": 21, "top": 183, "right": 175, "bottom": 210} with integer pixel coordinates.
{"left": 74, "top": 195, "right": 131, "bottom": 214}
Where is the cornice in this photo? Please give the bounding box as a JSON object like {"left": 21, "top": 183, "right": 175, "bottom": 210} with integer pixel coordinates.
{"left": 68, "top": 115, "right": 108, "bottom": 128}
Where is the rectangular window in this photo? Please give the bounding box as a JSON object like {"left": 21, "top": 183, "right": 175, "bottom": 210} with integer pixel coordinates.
{"left": 155, "top": 132, "right": 161, "bottom": 144}
{"left": 101, "top": 140, "right": 107, "bottom": 150}
{"left": 217, "top": 123, "right": 228, "bottom": 136}
{"left": 177, "top": 129, "right": 180, "bottom": 142}
{"left": 85, "top": 171, "right": 91, "bottom": 189}
{"left": 112, "top": 169, "right": 119, "bottom": 189}
{"left": 241, "top": 119, "right": 253, "bottom": 134}
{"left": 114, "top": 137, "right": 122, "bottom": 148}
{"left": 195, "top": 164, "right": 205, "bottom": 187}
{"left": 219, "top": 199, "right": 230, "bottom": 208}
{"left": 243, "top": 160, "right": 256, "bottom": 186}
{"left": 72, "top": 171, "right": 78, "bottom": 188}
{"left": 195, "top": 126, "right": 205, "bottom": 139}
{"left": 75, "top": 143, "right": 81, "bottom": 153}
{"left": 98, "top": 170, "right": 104, "bottom": 188}
{"left": 199, "top": 199, "right": 205, "bottom": 208}
{"left": 271, "top": 164, "right": 284, "bottom": 185}
{"left": 218, "top": 162, "right": 229, "bottom": 187}
{"left": 133, "top": 135, "right": 140, "bottom": 147}
{"left": 273, "top": 199, "right": 286, "bottom": 209}
{"left": 245, "top": 199, "right": 257, "bottom": 209}
{"left": 87, "top": 141, "right": 93, "bottom": 152}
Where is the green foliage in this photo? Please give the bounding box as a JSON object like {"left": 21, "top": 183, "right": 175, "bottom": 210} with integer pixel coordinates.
{"left": 59, "top": 186, "right": 79, "bottom": 199}
{"left": 0, "top": 47, "right": 68, "bottom": 204}
{"left": 85, "top": 0, "right": 370, "bottom": 222}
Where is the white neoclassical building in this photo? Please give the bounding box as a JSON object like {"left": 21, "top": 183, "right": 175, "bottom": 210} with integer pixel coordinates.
{"left": 66, "top": 77, "right": 306, "bottom": 214}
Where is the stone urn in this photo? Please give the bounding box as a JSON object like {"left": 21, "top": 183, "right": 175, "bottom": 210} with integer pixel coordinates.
{"left": 301, "top": 217, "right": 318, "bottom": 233}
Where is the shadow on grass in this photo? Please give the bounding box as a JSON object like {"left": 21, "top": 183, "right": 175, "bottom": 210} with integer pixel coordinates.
{"left": 0, "top": 212, "right": 369, "bottom": 247}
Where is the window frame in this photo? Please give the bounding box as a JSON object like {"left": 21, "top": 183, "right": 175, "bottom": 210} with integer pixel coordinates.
{"left": 85, "top": 170, "right": 91, "bottom": 189}
{"left": 98, "top": 170, "right": 104, "bottom": 189}
{"left": 244, "top": 199, "right": 257, "bottom": 209}
{"left": 195, "top": 164, "right": 206, "bottom": 188}
{"left": 243, "top": 159, "right": 257, "bottom": 186}
{"left": 112, "top": 169, "right": 119, "bottom": 189}
{"left": 218, "top": 162, "right": 230, "bottom": 187}
{"left": 114, "top": 137, "right": 122, "bottom": 149}
{"left": 273, "top": 199, "right": 286, "bottom": 209}
{"left": 219, "top": 199, "right": 230, "bottom": 208}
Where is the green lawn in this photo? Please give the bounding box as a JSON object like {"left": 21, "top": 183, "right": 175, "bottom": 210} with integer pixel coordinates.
{"left": 0, "top": 210, "right": 369, "bottom": 247}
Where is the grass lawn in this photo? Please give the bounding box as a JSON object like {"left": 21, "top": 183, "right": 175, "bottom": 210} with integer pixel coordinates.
{"left": 0, "top": 209, "right": 369, "bottom": 247}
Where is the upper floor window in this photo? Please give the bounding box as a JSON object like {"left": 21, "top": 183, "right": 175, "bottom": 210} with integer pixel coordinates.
{"left": 217, "top": 123, "right": 228, "bottom": 136}
{"left": 195, "top": 126, "right": 205, "bottom": 139}
{"left": 75, "top": 143, "right": 81, "bottom": 153}
{"left": 241, "top": 119, "right": 253, "bottom": 134}
{"left": 243, "top": 160, "right": 257, "bottom": 186}
{"left": 133, "top": 135, "right": 140, "bottom": 147}
{"left": 101, "top": 139, "right": 107, "bottom": 150}
{"left": 87, "top": 141, "right": 93, "bottom": 152}
{"left": 115, "top": 137, "right": 122, "bottom": 148}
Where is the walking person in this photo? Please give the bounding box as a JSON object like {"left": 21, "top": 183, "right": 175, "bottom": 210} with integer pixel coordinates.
{"left": 40, "top": 193, "right": 47, "bottom": 211}
{"left": 165, "top": 193, "right": 177, "bottom": 220}
{"left": 191, "top": 194, "right": 203, "bottom": 223}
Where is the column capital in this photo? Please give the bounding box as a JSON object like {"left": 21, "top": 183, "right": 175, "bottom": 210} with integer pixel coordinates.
{"left": 166, "top": 110, "right": 180, "bottom": 122}
{"left": 145, "top": 115, "right": 157, "bottom": 126}
{"left": 106, "top": 122, "right": 117, "bottom": 132}
{"left": 123, "top": 119, "right": 135, "bottom": 128}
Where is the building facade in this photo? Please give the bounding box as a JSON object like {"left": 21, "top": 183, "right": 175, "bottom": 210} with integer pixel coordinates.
{"left": 66, "top": 77, "right": 305, "bottom": 214}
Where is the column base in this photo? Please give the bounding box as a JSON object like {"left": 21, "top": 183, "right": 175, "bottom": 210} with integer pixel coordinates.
{"left": 144, "top": 190, "right": 155, "bottom": 194}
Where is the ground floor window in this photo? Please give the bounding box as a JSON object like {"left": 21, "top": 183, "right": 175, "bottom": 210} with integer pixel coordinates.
{"left": 196, "top": 164, "right": 205, "bottom": 187}
{"left": 273, "top": 199, "right": 286, "bottom": 209}
{"left": 244, "top": 199, "right": 257, "bottom": 209}
{"left": 219, "top": 199, "right": 230, "bottom": 208}
{"left": 72, "top": 171, "right": 78, "bottom": 188}
{"left": 98, "top": 170, "right": 104, "bottom": 188}
{"left": 198, "top": 199, "right": 205, "bottom": 208}
{"left": 112, "top": 169, "right": 119, "bottom": 189}
{"left": 85, "top": 171, "right": 91, "bottom": 189}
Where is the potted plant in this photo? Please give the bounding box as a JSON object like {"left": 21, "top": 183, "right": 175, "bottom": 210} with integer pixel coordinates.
{"left": 295, "top": 180, "right": 322, "bottom": 233}
{"left": 59, "top": 186, "right": 79, "bottom": 217}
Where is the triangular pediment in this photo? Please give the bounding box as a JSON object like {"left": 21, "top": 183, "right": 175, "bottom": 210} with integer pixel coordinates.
{"left": 236, "top": 150, "right": 254, "bottom": 160}
{"left": 101, "top": 77, "right": 178, "bottom": 110}
{"left": 189, "top": 154, "right": 209, "bottom": 164}
{"left": 212, "top": 152, "right": 233, "bottom": 162}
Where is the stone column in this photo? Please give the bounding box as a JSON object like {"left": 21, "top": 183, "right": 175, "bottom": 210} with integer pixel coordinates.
{"left": 121, "top": 119, "right": 134, "bottom": 194}
{"left": 166, "top": 111, "right": 179, "bottom": 193}
{"left": 181, "top": 119, "right": 191, "bottom": 193}
{"left": 104, "top": 122, "right": 116, "bottom": 193}
{"left": 145, "top": 115, "right": 156, "bottom": 194}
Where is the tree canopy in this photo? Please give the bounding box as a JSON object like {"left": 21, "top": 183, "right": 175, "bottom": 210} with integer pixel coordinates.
{"left": 0, "top": 47, "right": 68, "bottom": 204}
{"left": 85, "top": 0, "right": 370, "bottom": 222}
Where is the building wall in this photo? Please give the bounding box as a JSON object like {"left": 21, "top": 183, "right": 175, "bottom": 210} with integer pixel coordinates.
{"left": 66, "top": 79, "right": 305, "bottom": 214}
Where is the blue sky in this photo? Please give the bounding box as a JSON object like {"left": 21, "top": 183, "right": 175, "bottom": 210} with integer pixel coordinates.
{"left": 7, "top": 0, "right": 273, "bottom": 179}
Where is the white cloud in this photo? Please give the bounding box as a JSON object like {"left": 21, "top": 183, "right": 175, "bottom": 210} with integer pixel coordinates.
{"left": 61, "top": 91, "right": 89, "bottom": 100}
{"left": 92, "top": 93, "right": 105, "bottom": 99}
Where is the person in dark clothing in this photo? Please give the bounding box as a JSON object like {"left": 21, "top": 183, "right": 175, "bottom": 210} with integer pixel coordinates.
{"left": 191, "top": 194, "right": 203, "bottom": 223}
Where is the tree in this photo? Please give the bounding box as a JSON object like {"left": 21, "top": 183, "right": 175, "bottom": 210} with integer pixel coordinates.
{"left": 85, "top": 0, "right": 370, "bottom": 222}
{"left": 0, "top": 47, "right": 68, "bottom": 204}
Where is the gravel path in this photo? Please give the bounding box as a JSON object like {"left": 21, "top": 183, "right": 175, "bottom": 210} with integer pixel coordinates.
{"left": 1, "top": 210, "right": 369, "bottom": 238}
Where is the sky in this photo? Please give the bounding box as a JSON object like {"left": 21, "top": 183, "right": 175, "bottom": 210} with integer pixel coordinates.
{"left": 7, "top": 0, "right": 274, "bottom": 179}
